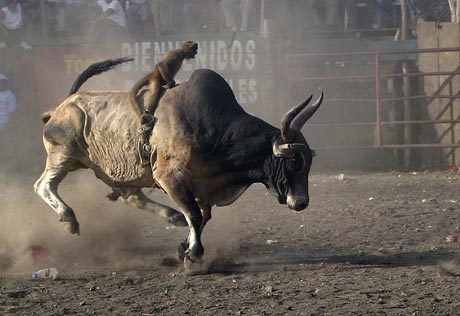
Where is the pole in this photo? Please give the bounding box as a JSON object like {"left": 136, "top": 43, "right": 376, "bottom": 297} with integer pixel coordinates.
{"left": 401, "top": 0, "right": 412, "bottom": 169}
{"left": 376, "top": 53, "right": 382, "bottom": 146}
{"left": 260, "top": 0, "right": 265, "bottom": 36}
{"left": 457, "top": 0, "right": 460, "bottom": 23}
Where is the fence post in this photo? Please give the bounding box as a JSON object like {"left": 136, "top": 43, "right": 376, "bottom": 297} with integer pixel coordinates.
{"left": 401, "top": 0, "right": 413, "bottom": 169}
{"left": 375, "top": 53, "right": 382, "bottom": 146}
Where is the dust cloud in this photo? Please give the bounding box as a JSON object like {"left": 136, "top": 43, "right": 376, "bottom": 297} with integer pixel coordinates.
{"left": 0, "top": 168, "right": 244, "bottom": 276}
{"left": 0, "top": 172, "right": 148, "bottom": 274}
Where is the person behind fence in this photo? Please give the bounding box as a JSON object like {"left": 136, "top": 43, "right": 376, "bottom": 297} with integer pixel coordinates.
{"left": 126, "top": 0, "right": 153, "bottom": 36}
{"left": 92, "top": 0, "right": 127, "bottom": 41}
{"left": 45, "top": 0, "right": 66, "bottom": 37}
{"left": 148, "top": 0, "right": 160, "bottom": 36}
{"left": 0, "top": 0, "right": 32, "bottom": 50}
{"left": 64, "top": 0, "right": 89, "bottom": 36}
{"left": 221, "top": 0, "right": 256, "bottom": 32}
{"left": 0, "top": 74, "right": 16, "bottom": 132}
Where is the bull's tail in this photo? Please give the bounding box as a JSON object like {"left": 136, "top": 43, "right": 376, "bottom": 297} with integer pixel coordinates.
{"left": 69, "top": 57, "right": 133, "bottom": 96}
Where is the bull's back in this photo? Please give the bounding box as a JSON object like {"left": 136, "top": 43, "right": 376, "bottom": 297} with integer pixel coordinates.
{"left": 152, "top": 69, "right": 276, "bottom": 172}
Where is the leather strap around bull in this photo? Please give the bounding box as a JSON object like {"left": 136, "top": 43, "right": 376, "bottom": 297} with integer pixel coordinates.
{"left": 137, "top": 115, "right": 156, "bottom": 166}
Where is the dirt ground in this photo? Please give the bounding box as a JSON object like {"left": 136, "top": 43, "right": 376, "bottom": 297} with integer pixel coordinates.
{"left": 2, "top": 170, "right": 460, "bottom": 315}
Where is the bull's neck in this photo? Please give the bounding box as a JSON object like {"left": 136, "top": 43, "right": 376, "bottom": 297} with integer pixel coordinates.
{"left": 220, "top": 115, "right": 280, "bottom": 184}
{"left": 245, "top": 131, "right": 282, "bottom": 184}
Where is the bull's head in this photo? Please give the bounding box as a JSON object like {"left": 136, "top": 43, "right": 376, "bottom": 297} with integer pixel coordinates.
{"left": 266, "top": 93, "right": 323, "bottom": 211}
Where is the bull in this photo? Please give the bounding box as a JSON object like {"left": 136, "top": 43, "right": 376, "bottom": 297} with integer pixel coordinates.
{"left": 34, "top": 58, "right": 323, "bottom": 271}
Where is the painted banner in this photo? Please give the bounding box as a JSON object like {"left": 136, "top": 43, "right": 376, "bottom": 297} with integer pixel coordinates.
{"left": 32, "top": 33, "right": 272, "bottom": 114}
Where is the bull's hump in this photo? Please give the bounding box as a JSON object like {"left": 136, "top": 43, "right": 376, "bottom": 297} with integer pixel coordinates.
{"left": 188, "top": 69, "right": 228, "bottom": 91}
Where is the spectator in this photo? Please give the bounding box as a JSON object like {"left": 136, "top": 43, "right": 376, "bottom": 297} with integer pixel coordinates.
{"left": 149, "top": 0, "right": 160, "bottom": 36}
{"left": 182, "top": 0, "right": 203, "bottom": 33}
{"left": 126, "top": 0, "right": 153, "bottom": 37}
{"left": 373, "top": 0, "right": 385, "bottom": 29}
{"left": 64, "top": 0, "right": 89, "bottom": 36}
{"left": 92, "top": 0, "right": 127, "bottom": 41}
{"left": 45, "top": 0, "right": 66, "bottom": 37}
{"left": 0, "top": 0, "right": 32, "bottom": 50}
{"left": 0, "top": 74, "right": 16, "bottom": 132}
{"left": 448, "top": 0, "right": 459, "bottom": 22}
{"left": 221, "top": 0, "right": 256, "bottom": 32}
{"left": 240, "top": 0, "right": 255, "bottom": 31}
{"left": 20, "top": 0, "right": 40, "bottom": 31}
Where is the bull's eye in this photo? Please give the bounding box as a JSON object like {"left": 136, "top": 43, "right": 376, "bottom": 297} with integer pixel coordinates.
{"left": 288, "top": 153, "right": 304, "bottom": 172}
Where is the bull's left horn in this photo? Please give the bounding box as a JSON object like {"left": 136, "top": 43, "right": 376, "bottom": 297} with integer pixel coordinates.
{"left": 290, "top": 92, "right": 324, "bottom": 131}
{"left": 281, "top": 95, "right": 313, "bottom": 142}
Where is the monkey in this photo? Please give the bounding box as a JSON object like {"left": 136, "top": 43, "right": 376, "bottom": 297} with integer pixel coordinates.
{"left": 129, "top": 41, "right": 199, "bottom": 125}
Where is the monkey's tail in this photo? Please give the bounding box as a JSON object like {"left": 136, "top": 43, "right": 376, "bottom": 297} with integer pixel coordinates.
{"left": 129, "top": 73, "right": 151, "bottom": 119}
{"left": 69, "top": 57, "right": 133, "bottom": 96}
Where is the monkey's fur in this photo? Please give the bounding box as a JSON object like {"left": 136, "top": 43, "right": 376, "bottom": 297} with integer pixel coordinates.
{"left": 129, "top": 41, "right": 198, "bottom": 124}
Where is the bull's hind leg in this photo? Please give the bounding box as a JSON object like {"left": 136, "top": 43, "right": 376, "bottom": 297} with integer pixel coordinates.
{"left": 34, "top": 153, "right": 80, "bottom": 235}
{"left": 121, "top": 190, "right": 187, "bottom": 226}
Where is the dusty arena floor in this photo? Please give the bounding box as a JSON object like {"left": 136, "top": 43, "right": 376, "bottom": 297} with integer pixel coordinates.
{"left": 2, "top": 171, "right": 460, "bottom": 315}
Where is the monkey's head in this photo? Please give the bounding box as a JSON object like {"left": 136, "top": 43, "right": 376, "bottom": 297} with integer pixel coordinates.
{"left": 181, "top": 41, "right": 198, "bottom": 60}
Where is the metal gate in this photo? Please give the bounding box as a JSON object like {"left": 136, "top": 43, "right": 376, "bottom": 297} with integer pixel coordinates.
{"left": 284, "top": 47, "right": 460, "bottom": 153}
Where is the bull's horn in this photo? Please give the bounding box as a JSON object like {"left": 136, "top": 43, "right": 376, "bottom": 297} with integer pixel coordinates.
{"left": 280, "top": 95, "right": 313, "bottom": 142}
{"left": 290, "top": 92, "right": 324, "bottom": 131}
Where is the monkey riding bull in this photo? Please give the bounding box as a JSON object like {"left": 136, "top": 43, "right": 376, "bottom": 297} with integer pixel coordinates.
{"left": 34, "top": 57, "right": 323, "bottom": 271}
{"left": 129, "top": 41, "right": 198, "bottom": 164}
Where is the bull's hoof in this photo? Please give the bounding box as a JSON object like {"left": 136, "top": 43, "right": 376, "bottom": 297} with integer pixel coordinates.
{"left": 177, "top": 240, "right": 189, "bottom": 262}
{"left": 106, "top": 191, "right": 120, "bottom": 201}
{"left": 168, "top": 213, "right": 188, "bottom": 227}
{"left": 63, "top": 220, "right": 80, "bottom": 235}
{"left": 183, "top": 254, "right": 204, "bottom": 275}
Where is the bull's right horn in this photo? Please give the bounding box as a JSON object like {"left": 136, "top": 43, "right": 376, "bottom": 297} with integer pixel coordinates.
{"left": 280, "top": 95, "right": 313, "bottom": 142}
{"left": 290, "top": 92, "right": 324, "bottom": 131}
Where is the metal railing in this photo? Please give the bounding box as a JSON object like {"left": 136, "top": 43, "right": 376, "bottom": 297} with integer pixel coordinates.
{"left": 284, "top": 47, "right": 460, "bottom": 151}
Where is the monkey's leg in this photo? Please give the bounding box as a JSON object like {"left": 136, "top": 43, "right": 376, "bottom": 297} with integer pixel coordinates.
{"left": 145, "top": 81, "right": 163, "bottom": 114}
{"left": 141, "top": 81, "right": 163, "bottom": 124}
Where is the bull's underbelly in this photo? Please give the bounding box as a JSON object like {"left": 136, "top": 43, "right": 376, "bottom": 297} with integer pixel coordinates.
{"left": 192, "top": 178, "right": 250, "bottom": 207}
{"left": 210, "top": 185, "right": 250, "bottom": 206}
{"left": 85, "top": 126, "right": 151, "bottom": 185}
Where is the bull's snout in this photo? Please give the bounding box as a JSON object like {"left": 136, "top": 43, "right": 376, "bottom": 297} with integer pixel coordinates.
{"left": 287, "top": 195, "right": 309, "bottom": 211}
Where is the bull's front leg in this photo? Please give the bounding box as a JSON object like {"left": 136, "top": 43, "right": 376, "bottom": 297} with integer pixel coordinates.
{"left": 177, "top": 203, "right": 212, "bottom": 262}
{"left": 156, "top": 168, "right": 204, "bottom": 271}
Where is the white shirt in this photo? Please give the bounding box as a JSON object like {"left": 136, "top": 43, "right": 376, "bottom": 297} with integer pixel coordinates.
{"left": 65, "top": 0, "right": 87, "bottom": 5}
{"left": 0, "top": 89, "right": 16, "bottom": 130}
{"left": 1, "top": 4, "right": 22, "bottom": 30}
{"left": 97, "top": 0, "right": 127, "bottom": 28}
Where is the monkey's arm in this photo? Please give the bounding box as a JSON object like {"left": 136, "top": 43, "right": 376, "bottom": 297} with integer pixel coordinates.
{"left": 157, "top": 62, "right": 176, "bottom": 88}
{"left": 129, "top": 73, "right": 151, "bottom": 119}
